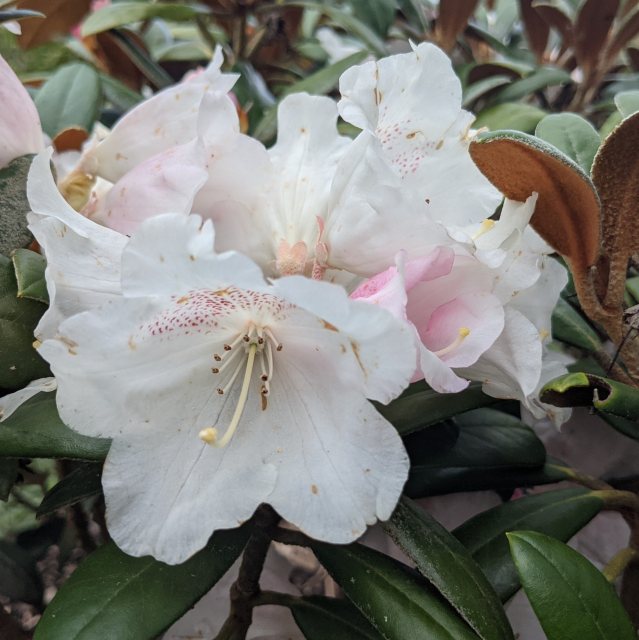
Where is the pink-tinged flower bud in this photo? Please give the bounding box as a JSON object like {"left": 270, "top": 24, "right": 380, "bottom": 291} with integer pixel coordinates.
{"left": 0, "top": 54, "right": 44, "bottom": 168}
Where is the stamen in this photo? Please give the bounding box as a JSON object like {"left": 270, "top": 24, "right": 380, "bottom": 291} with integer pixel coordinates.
{"left": 264, "top": 328, "right": 282, "bottom": 351}
{"left": 216, "top": 351, "right": 245, "bottom": 394}
{"left": 434, "top": 327, "right": 470, "bottom": 357}
{"left": 210, "top": 343, "right": 258, "bottom": 448}
{"left": 471, "top": 219, "right": 495, "bottom": 241}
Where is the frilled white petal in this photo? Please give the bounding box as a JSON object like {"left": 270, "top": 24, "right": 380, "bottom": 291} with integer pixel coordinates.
{"left": 266, "top": 93, "right": 350, "bottom": 247}
{"left": 91, "top": 139, "right": 208, "bottom": 235}
{"left": 88, "top": 52, "right": 238, "bottom": 183}
{"left": 273, "top": 275, "right": 416, "bottom": 404}
{"left": 120, "top": 214, "right": 265, "bottom": 297}
{"left": 27, "top": 150, "right": 127, "bottom": 340}
{"left": 326, "top": 132, "right": 449, "bottom": 275}
{"left": 460, "top": 307, "right": 543, "bottom": 401}
{"left": 0, "top": 54, "right": 44, "bottom": 167}
{"left": 417, "top": 339, "right": 470, "bottom": 393}
{"left": 0, "top": 377, "right": 56, "bottom": 421}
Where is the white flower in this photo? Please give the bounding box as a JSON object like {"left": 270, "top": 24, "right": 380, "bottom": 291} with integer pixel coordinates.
{"left": 35, "top": 211, "right": 415, "bottom": 564}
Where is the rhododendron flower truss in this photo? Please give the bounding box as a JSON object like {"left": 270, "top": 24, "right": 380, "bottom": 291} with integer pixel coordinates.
{"left": 37, "top": 214, "right": 415, "bottom": 565}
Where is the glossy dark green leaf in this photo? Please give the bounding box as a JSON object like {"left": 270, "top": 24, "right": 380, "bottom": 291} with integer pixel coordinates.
{"left": 380, "top": 383, "right": 498, "bottom": 437}
{"left": 289, "top": 596, "right": 384, "bottom": 640}
{"left": 254, "top": 51, "right": 368, "bottom": 143}
{"left": 314, "top": 542, "right": 481, "bottom": 640}
{"left": 551, "top": 298, "right": 602, "bottom": 351}
{"left": 0, "top": 155, "right": 33, "bottom": 255}
{"left": 35, "top": 63, "right": 101, "bottom": 139}
{"left": 492, "top": 67, "right": 571, "bottom": 104}
{"left": 34, "top": 526, "right": 250, "bottom": 640}
{"left": 508, "top": 531, "right": 635, "bottom": 640}
{"left": 0, "top": 457, "right": 18, "bottom": 501}
{"left": 462, "top": 75, "right": 512, "bottom": 107}
{"left": 0, "top": 255, "right": 50, "bottom": 389}
{"left": 37, "top": 462, "right": 102, "bottom": 518}
{"left": 0, "top": 393, "right": 110, "bottom": 460}
{"left": 597, "top": 412, "right": 639, "bottom": 440}
{"left": 404, "top": 409, "right": 547, "bottom": 496}
{"left": 81, "top": 2, "right": 209, "bottom": 36}
{"left": 385, "top": 497, "right": 513, "bottom": 640}
{"left": 11, "top": 248, "right": 48, "bottom": 304}
{"left": 0, "top": 9, "right": 44, "bottom": 23}
{"left": 0, "top": 540, "right": 41, "bottom": 604}
{"left": 474, "top": 103, "right": 547, "bottom": 133}
{"left": 535, "top": 113, "right": 601, "bottom": 172}
{"left": 454, "top": 488, "right": 604, "bottom": 601}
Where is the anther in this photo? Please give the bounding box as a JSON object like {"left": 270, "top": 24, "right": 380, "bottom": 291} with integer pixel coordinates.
{"left": 199, "top": 427, "right": 218, "bottom": 445}
{"left": 213, "top": 354, "right": 222, "bottom": 362}
{"left": 471, "top": 219, "right": 495, "bottom": 241}
{"left": 212, "top": 367, "right": 220, "bottom": 374}
{"left": 217, "top": 388, "right": 224, "bottom": 395}
{"left": 224, "top": 344, "right": 232, "bottom": 351}
{"left": 434, "top": 327, "right": 471, "bottom": 357}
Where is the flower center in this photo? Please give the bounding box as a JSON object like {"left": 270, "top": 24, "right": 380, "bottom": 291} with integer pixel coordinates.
{"left": 198, "top": 324, "right": 282, "bottom": 448}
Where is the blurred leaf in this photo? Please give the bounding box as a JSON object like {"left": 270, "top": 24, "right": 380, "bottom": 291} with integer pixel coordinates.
{"left": 385, "top": 497, "right": 513, "bottom": 640}
{"left": 600, "top": 109, "right": 623, "bottom": 138}
{"left": 34, "top": 526, "right": 250, "bottom": 640}
{"left": 533, "top": 2, "right": 574, "bottom": 47}
{"left": 254, "top": 51, "right": 368, "bottom": 143}
{"left": 379, "top": 383, "right": 498, "bottom": 437}
{"left": 289, "top": 596, "right": 384, "bottom": 639}
{"left": 535, "top": 113, "right": 601, "bottom": 172}
{"left": 314, "top": 542, "right": 481, "bottom": 640}
{"left": 0, "top": 458, "right": 18, "bottom": 501}
{"left": 518, "top": 0, "right": 550, "bottom": 60}
{"left": 0, "top": 255, "right": 50, "bottom": 389}
{"left": 0, "top": 540, "right": 41, "bottom": 604}
{"left": 551, "top": 298, "right": 602, "bottom": 351}
{"left": 16, "top": 0, "right": 91, "bottom": 49}
{"left": 37, "top": 462, "right": 102, "bottom": 518}
{"left": 463, "top": 75, "right": 512, "bottom": 107}
{"left": 469, "top": 130, "right": 600, "bottom": 288}
{"left": 454, "top": 488, "right": 604, "bottom": 601}
{"left": 52, "top": 127, "right": 89, "bottom": 153}
{"left": 35, "top": 62, "right": 102, "bottom": 139}
{"left": 99, "top": 74, "right": 143, "bottom": 112}
{"left": 11, "top": 248, "right": 48, "bottom": 304}
{"left": 492, "top": 67, "right": 571, "bottom": 103}
{"left": 474, "top": 103, "right": 547, "bottom": 133}
{"left": 436, "top": 0, "right": 480, "bottom": 51}
{"left": 614, "top": 89, "right": 639, "bottom": 117}
{"left": 605, "top": 6, "right": 639, "bottom": 64}
{"left": 81, "top": 2, "right": 209, "bottom": 37}
{"left": 404, "top": 409, "right": 548, "bottom": 497}
{"left": 0, "top": 155, "right": 33, "bottom": 256}
{"left": 0, "top": 9, "right": 43, "bottom": 23}
{"left": 350, "top": 0, "right": 397, "bottom": 37}
{"left": 0, "top": 392, "right": 110, "bottom": 460}
{"left": 573, "top": 0, "right": 619, "bottom": 74}
{"left": 508, "top": 531, "right": 635, "bottom": 639}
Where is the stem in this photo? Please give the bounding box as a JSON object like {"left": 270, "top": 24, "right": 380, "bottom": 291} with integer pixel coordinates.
{"left": 595, "top": 489, "right": 639, "bottom": 514}
{"left": 213, "top": 505, "right": 280, "bottom": 640}
{"left": 270, "top": 527, "right": 314, "bottom": 547}
{"left": 604, "top": 547, "right": 638, "bottom": 583}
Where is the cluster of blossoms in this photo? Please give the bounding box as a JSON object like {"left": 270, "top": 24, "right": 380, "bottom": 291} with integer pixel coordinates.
{"left": 1, "top": 43, "right": 568, "bottom": 564}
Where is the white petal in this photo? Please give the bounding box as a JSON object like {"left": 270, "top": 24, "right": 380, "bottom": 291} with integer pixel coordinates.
{"left": 120, "top": 214, "right": 266, "bottom": 297}
{"left": 0, "top": 377, "right": 56, "bottom": 421}
{"left": 273, "top": 275, "right": 416, "bottom": 404}
{"left": 92, "top": 138, "right": 208, "bottom": 235}
{"left": 0, "top": 54, "right": 43, "bottom": 167}
{"left": 418, "top": 342, "right": 470, "bottom": 393}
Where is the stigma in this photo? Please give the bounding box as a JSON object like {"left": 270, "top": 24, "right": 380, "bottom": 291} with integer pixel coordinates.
{"left": 199, "top": 324, "right": 282, "bottom": 448}
{"left": 433, "top": 327, "right": 470, "bottom": 357}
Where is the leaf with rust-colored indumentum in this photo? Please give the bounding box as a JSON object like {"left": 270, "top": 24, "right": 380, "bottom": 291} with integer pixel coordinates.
{"left": 573, "top": 0, "right": 619, "bottom": 74}
{"left": 16, "top": 0, "right": 91, "bottom": 49}
{"left": 518, "top": 0, "right": 550, "bottom": 61}
{"left": 435, "top": 0, "right": 480, "bottom": 52}
{"left": 591, "top": 111, "right": 639, "bottom": 314}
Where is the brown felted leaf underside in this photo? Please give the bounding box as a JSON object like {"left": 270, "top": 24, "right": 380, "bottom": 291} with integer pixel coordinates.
{"left": 469, "top": 136, "right": 600, "bottom": 273}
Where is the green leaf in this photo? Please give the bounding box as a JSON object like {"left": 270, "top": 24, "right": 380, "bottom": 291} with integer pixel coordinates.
{"left": 508, "top": 531, "right": 635, "bottom": 640}
{"left": 11, "top": 248, "right": 48, "bottom": 304}
{"left": 404, "top": 409, "right": 547, "bottom": 496}
{"left": 35, "top": 63, "right": 102, "bottom": 139}
{"left": 0, "top": 255, "right": 50, "bottom": 389}
{"left": 0, "top": 9, "right": 44, "bottom": 23}
{"left": 0, "top": 540, "right": 42, "bottom": 604}
{"left": 254, "top": 51, "right": 368, "bottom": 143}
{"left": 34, "top": 526, "right": 250, "bottom": 640}
{"left": 454, "top": 488, "right": 604, "bottom": 601}
{"left": 313, "top": 542, "right": 481, "bottom": 640}
{"left": 463, "top": 75, "right": 512, "bottom": 108}
{"left": 379, "top": 383, "right": 498, "bottom": 437}
{"left": 474, "top": 103, "right": 547, "bottom": 133}
{"left": 289, "top": 596, "right": 384, "bottom": 640}
{"left": 541, "top": 372, "right": 639, "bottom": 431}
{"left": 350, "top": 0, "right": 396, "bottom": 37}
{"left": 614, "top": 90, "right": 639, "bottom": 118}
{"left": 81, "top": 2, "right": 209, "bottom": 37}
{"left": 492, "top": 67, "right": 571, "bottom": 104}
{"left": 385, "top": 497, "right": 513, "bottom": 640}
{"left": 0, "top": 154, "right": 34, "bottom": 255}
{"left": 99, "top": 74, "right": 143, "bottom": 112}
{"left": 535, "top": 113, "right": 601, "bottom": 172}
{"left": 0, "top": 457, "right": 18, "bottom": 501}
{"left": 0, "top": 393, "right": 110, "bottom": 460}
{"left": 551, "top": 298, "right": 602, "bottom": 351}
{"left": 37, "top": 462, "right": 102, "bottom": 518}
